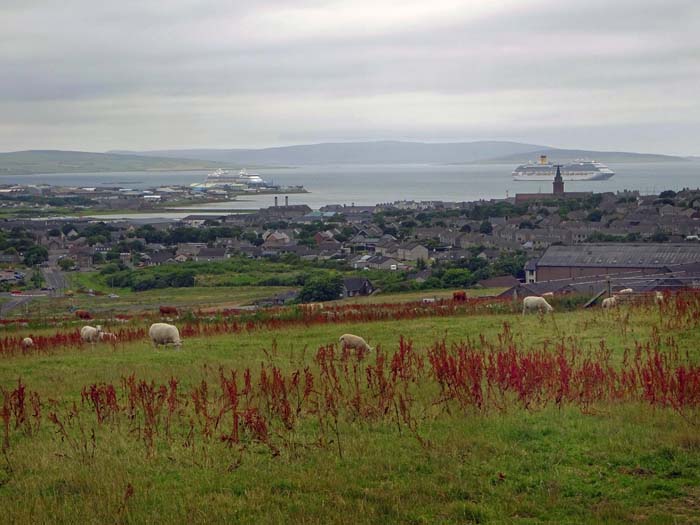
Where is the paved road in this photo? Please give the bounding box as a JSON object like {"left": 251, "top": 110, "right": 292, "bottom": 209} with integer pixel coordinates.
{"left": 42, "top": 268, "right": 68, "bottom": 295}
{"left": 0, "top": 294, "right": 35, "bottom": 317}
{"left": 0, "top": 267, "right": 66, "bottom": 318}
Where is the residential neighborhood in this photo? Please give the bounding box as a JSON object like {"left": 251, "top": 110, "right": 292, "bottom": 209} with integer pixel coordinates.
{"left": 2, "top": 183, "right": 700, "bottom": 305}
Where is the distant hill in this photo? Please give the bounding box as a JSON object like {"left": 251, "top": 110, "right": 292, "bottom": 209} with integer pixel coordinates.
{"left": 110, "top": 141, "right": 548, "bottom": 165}
{"left": 1, "top": 143, "right": 687, "bottom": 176}
{"left": 113, "top": 141, "right": 687, "bottom": 166}
{"left": 486, "top": 148, "right": 687, "bottom": 164}
{"left": 0, "top": 150, "right": 235, "bottom": 176}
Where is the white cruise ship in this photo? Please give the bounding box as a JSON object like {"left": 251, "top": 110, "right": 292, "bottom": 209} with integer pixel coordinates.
{"left": 512, "top": 155, "right": 614, "bottom": 181}
{"left": 196, "top": 168, "right": 270, "bottom": 188}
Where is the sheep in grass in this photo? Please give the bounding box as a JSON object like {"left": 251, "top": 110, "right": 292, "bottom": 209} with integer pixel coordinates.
{"left": 99, "top": 332, "right": 118, "bottom": 342}
{"left": 148, "top": 323, "right": 182, "bottom": 348}
{"left": 601, "top": 296, "right": 617, "bottom": 309}
{"left": 80, "top": 325, "right": 103, "bottom": 343}
{"left": 522, "top": 296, "right": 554, "bottom": 315}
{"left": 654, "top": 291, "right": 664, "bottom": 305}
{"left": 21, "top": 337, "right": 34, "bottom": 349}
{"left": 339, "top": 333, "right": 372, "bottom": 352}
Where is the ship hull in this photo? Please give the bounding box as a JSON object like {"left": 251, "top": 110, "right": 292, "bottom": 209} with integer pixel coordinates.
{"left": 513, "top": 172, "right": 614, "bottom": 181}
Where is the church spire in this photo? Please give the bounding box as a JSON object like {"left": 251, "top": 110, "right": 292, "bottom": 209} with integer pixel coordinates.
{"left": 553, "top": 165, "right": 564, "bottom": 195}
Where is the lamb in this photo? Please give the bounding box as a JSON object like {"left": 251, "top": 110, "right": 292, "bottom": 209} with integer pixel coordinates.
{"left": 80, "top": 325, "right": 103, "bottom": 343}
{"left": 339, "top": 333, "right": 372, "bottom": 352}
{"left": 522, "top": 296, "right": 554, "bottom": 315}
{"left": 618, "top": 288, "right": 634, "bottom": 295}
{"left": 601, "top": 296, "right": 617, "bottom": 309}
{"left": 99, "top": 332, "right": 118, "bottom": 342}
{"left": 149, "top": 323, "right": 182, "bottom": 348}
{"left": 21, "top": 337, "right": 34, "bottom": 349}
{"left": 654, "top": 291, "right": 664, "bottom": 304}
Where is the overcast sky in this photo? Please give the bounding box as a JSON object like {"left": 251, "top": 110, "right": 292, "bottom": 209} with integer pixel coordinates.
{"left": 1, "top": 0, "right": 698, "bottom": 154}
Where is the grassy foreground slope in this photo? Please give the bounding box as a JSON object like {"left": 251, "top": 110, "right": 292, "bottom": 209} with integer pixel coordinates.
{"left": 0, "top": 301, "right": 699, "bottom": 524}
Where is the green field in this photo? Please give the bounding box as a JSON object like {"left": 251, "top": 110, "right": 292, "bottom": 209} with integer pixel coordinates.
{"left": 0, "top": 299, "right": 699, "bottom": 524}
{"left": 16, "top": 286, "right": 295, "bottom": 318}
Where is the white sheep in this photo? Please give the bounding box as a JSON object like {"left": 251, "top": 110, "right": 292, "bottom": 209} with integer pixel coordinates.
{"left": 21, "top": 337, "right": 34, "bottom": 349}
{"left": 522, "top": 296, "right": 554, "bottom": 315}
{"left": 601, "top": 296, "right": 617, "bottom": 309}
{"left": 149, "top": 323, "right": 182, "bottom": 348}
{"left": 617, "top": 288, "right": 634, "bottom": 295}
{"left": 654, "top": 291, "right": 664, "bottom": 304}
{"left": 99, "top": 332, "right": 118, "bottom": 342}
{"left": 339, "top": 333, "right": 372, "bottom": 352}
{"left": 80, "top": 325, "right": 103, "bottom": 343}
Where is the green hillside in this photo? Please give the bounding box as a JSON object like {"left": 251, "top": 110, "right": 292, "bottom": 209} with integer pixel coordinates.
{"left": 0, "top": 150, "right": 236, "bottom": 175}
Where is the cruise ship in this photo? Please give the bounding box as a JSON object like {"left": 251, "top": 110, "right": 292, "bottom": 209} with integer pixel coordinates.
{"left": 204, "top": 168, "right": 269, "bottom": 187}
{"left": 512, "top": 155, "right": 614, "bottom": 181}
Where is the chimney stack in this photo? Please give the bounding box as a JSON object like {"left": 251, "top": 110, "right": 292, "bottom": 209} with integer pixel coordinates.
{"left": 274, "top": 196, "right": 278, "bottom": 207}
{"left": 285, "top": 195, "right": 289, "bottom": 206}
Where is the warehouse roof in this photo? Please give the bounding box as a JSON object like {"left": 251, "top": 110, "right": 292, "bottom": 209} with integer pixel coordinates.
{"left": 536, "top": 244, "right": 700, "bottom": 269}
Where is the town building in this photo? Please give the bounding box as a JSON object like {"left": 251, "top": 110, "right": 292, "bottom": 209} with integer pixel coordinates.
{"left": 532, "top": 243, "right": 700, "bottom": 282}
{"left": 341, "top": 277, "right": 374, "bottom": 298}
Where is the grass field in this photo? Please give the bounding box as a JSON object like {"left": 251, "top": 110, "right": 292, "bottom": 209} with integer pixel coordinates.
{"left": 0, "top": 297, "right": 699, "bottom": 523}
{"left": 10, "top": 271, "right": 503, "bottom": 319}
{"left": 336, "top": 287, "right": 505, "bottom": 305}
{"left": 18, "top": 282, "right": 295, "bottom": 318}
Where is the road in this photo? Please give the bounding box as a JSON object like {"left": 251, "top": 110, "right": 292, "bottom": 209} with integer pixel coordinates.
{"left": 0, "top": 295, "right": 34, "bottom": 317}
{"left": 42, "top": 267, "right": 68, "bottom": 296}
{"left": 0, "top": 268, "right": 67, "bottom": 318}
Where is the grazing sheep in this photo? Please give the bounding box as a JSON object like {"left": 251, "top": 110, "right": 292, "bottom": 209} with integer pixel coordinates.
{"left": 302, "top": 303, "right": 324, "bottom": 312}
{"left": 339, "top": 333, "right": 372, "bottom": 352}
{"left": 522, "top": 296, "right": 554, "bottom": 315}
{"left": 99, "top": 332, "right": 117, "bottom": 342}
{"left": 601, "top": 296, "right": 617, "bottom": 309}
{"left": 80, "top": 325, "right": 103, "bottom": 343}
{"left": 618, "top": 288, "right": 634, "bottom": 295}
{"left": 149, "top": 323, "right": 182, "bottom": 348}
{"left": 21, "top": 337, "right": 34, "bottom": 349}
{"left": 654, "top": 291, "right": 664, "bottom": 304}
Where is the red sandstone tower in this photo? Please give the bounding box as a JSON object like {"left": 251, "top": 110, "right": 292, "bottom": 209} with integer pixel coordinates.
{"left": 553, "top": 165, "right": 564, "bottom": 195}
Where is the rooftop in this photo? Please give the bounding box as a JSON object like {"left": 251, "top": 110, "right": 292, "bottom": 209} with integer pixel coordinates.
{"left": 537, "top": 243, "right": 700, "bottom": 269}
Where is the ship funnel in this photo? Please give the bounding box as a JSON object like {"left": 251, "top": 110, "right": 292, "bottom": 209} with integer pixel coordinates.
{"left": 274, "top": 196, "right": 278, "bottom": 207}
{"left": 539, "top": 155, "right": 548, "bottom": 165}
{"left": 285, "top": 195, "right": 289, "bottom": 206}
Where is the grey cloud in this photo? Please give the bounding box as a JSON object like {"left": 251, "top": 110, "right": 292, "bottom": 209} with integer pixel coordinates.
{"left": 0, "top": 0, "right": 698, "bottom": 153}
